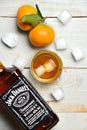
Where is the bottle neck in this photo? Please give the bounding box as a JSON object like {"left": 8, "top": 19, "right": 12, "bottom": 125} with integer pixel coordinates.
{"left": 0, "top": 62, "right": 21, "bottom": 85}
{"left": 0, "top": 65, "right": 22, "bottom": 95}
{"left": 0, "top": 62, "right": 5, "bottom": 72}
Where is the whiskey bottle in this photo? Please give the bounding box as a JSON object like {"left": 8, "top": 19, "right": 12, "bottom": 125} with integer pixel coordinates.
{"left": 0, "top": 62, "right": 59, "bottom": 130}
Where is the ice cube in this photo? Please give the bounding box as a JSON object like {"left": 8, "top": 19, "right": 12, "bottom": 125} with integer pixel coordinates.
{"left": 71, "top": 47, "right": 85, "bottom": 61}
{"left": 51, "top": 87, "right": 64, "bottom": 101}
{"left": 43, "top": 59, "right": 57, "bottom": 72}
{"left": 55, "top": 37, "right": 67, "bottom": 50}
{"left": 57, "top": 10, "right": 72, "bottom": 24}
{"left": 13, "top": 56, "right": 28, "bottom": 71}
{"left": 1, "top": 32, "right": 18, "bottom": 48}
{"left": 35, "top": 65, "right": 46, "bottom": 76}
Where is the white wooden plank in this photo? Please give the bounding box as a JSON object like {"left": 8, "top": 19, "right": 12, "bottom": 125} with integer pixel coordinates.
{"left": 23, "top": 68, "right": 87, "bottom": 112}
{"left": 0, "top": 110, "right": 87, "bottom": 130}
{"left": 0, "top": 17, "right": 87, "bottom": 67}
{"left": 0, "top": 0, "right": 87, "bottom": 16}
{"left": 0, "top": 17, "right": 38, "bottom": 66}
{"left": 52, "top": 113, "right": 87, "bottom": 130}
{"left": 43, "top": 18, "right": 87, "bottom": 68}
{"left": 0, "top": 1, "right": 87, "bottom": 130}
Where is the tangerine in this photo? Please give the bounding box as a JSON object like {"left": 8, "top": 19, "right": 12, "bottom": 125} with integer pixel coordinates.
{"left": 17, "top": 5, "right": 37, "bottom": 31}
{"left": 29, "top": 23, "right": 55, "bottom": 47}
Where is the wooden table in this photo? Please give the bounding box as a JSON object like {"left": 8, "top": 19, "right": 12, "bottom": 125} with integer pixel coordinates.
{"left": 0, "top": 0, "right": 87, "bottom": 130}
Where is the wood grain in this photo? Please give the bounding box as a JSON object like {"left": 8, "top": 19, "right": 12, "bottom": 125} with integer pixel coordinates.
{"left": 0, "top": 0, "right": 87, "bottom": 16}
{"left": 0, "top": 17, "right": 87, "bottom": 67}
{"left": 0, "top": 0, "right": 87, "bottom": 130}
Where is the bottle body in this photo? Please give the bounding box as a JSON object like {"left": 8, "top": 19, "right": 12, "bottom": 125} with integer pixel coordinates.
{"left": 0, "top": 66, "right": 59, "bottom": 130}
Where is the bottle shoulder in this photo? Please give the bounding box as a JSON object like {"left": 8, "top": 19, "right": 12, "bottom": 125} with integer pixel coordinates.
{"left": 0, "top": 67, "right": 22, "bottom": 95}
{"left": 0, "top": 67, "right": 21, "bottom": 81}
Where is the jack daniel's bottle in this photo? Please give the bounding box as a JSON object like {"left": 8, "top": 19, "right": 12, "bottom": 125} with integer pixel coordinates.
{"left": 0, "top": 62, "right": 59, "bottom": 130}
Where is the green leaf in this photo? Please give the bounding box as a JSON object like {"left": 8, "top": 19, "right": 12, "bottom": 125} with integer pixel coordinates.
{"left": 36, "top": 4, "right": 43, "bottom": 19}
{"left": 21, "top": 14, "right": 43, "bottom": 26}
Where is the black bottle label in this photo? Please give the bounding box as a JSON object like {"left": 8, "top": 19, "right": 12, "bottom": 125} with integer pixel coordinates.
{"left": 1, "top": 76, "right": 51, "bottom": 130}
